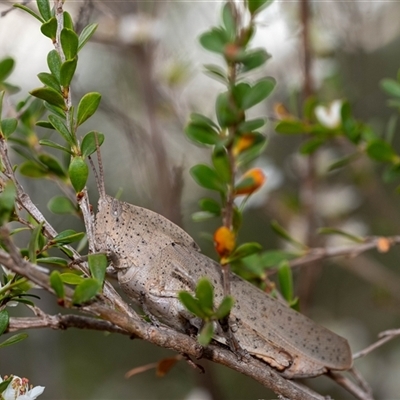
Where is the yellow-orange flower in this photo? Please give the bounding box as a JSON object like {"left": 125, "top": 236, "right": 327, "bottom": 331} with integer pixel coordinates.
{"left": 234, "top": 168, "right": 266, "bottom": 196}
{"left": 233, "top": 134, "right": 256, "bottom": 156}
{"left": 214, "top": 226, "right": 236, "bottom": 258}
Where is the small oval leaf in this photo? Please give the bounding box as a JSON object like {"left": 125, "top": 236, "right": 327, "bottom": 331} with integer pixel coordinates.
{"left": 81, "top": 131, "right": 105, "bottom": 157}
{"left": 69, "top": 156, "right": 89, "bottom": 192}
{"left": 76, "top": 92, "right": 101, "bottom": 126}
{"left": 72, "top": 279, "right": 101, "bottom": 305}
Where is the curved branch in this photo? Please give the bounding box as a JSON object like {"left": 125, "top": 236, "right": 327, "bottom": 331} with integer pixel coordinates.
{"left": 287, "top": 236, "right": 400, "bottom": 269}
{"left": 0, "top": 241, "right": 329, "bottom": 400}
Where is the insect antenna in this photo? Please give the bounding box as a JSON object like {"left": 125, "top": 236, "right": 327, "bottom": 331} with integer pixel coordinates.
{"left": 88, "top": 132, "right": 106, "bottom": 200}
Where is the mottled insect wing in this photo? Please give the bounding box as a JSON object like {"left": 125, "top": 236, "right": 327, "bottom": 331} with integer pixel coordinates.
{"left": 165, "top": 243, "right": 353, "bottom": 378}
{"left": 95, "top": 197, "right": 353, "bottom": 379}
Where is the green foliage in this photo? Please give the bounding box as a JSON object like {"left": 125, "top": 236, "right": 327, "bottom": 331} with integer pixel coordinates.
{"left": 0, "top": 310, "right": 9, "bottom": 336}
{"left": 68, "top": 156, "right": 89, "bottom": 192}
{"left": 36, "top": 0, "right": 52, "bottom": 21}
{"left": 88, "top": 254, "right": 108, "bottom": 286}
{"left": 72, "top": 278, "right": 101, "bottom": 305}
{"left": 0, "top": 182, "right": 16, "bottom": 225}
{"left": 179, "top": 278, "right": 234, "bottom": 346}
{"left": 50, "top": 270, "right": 65, "bottom": 300}
{"left": 76, "top": 92, "right": 102, "bottom": 126}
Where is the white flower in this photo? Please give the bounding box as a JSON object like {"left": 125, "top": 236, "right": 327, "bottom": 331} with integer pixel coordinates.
{"left": 0, "top": 375, "right": 44, "bottom": 400}
{"left": 315, "top": 100, "right": 342, "bottom": 129}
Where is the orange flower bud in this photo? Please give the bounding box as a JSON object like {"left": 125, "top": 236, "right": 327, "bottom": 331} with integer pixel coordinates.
{"left": 233, "top": 134, "right": 256, "bottom": 156}
{"left": 234, "top": 168, "right": 266, "bottom": 196}
{"left": 214, "top": 226, "right": 236, "bottom": 258}
{"left": 224, "top": 43, "right": 240, "bottom": 60}
{"left": 274, "top": 103, "right": 292, "bottom": 120}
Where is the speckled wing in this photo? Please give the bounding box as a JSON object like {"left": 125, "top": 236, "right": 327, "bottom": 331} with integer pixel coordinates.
{"left": 149, "top": 243, "right": 353, "bottom": 379}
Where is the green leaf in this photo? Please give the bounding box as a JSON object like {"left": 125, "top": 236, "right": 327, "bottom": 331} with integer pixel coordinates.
{"left": 47, "top": 50, "right": 61, "bottom": 82}
{"left": 81, "top": 131, "right": 105, "bottom": 157}
{"left": 37, "top": 72, "right": 61, "bottom": 93}
{"left": 256, "top": 250, "right": 298, "bottom": 268}
{"left": 203, "top": 64, "right": 228, "bottom": 84}
{"left": 13, "top": 4, "right": 44, "bottom": 22}
{"left": 40, "top": 17, "right": 57, "bottom": 41}
{"left": 19, "top": 161, "right": 48, "bottom": 178}
{"left": 240, "top": 48, "right": 271, "bottom": 72}
{"left": 50, "top": 270, "right": 65, "bottom": 300}
{"left": 78, "top": 23, "right": 98, "bottom": 52}
{"left": 52, "top": 230, "right": 85, "bottom": 245}
{"left": 385, "top": 114, "right": 397, "bottom": 144}
{"left": 195, "top": 278, "right": 214, "bottom": 316}
{"left": 0, "top": 375, "right": 12, "bottom": 394}
{"left": 69, "top": 156, "right": 89, "bottom": 192}
{"left": 241, "top": 78, "right": 276, "bottom": 110}
{"left": 48, "top": 114, "right": 73, "bottom": 145}
{"left": 190, "top": 164, "right": 225, "bottom": 193}
{"left": 63, "top": 12, "right": 74, "bottom": 30}
{"left": 178, "top": 291, "right": 208, "bottom": 320}
{"left": 247, "top": 0, "right": 274, "bottom": 15}
{"left": 0, "top": 181, "right": 16, "bottom": 224}
{"left": 37, "top": 0, "right": 51, "bottom": 21}
{"left": 275, "top": 120, "right": 305, "bottom": 134}
{"left": 61, "top": 28, "right": 79, "bottom": 60}
{"left": 192, "top": 211, "right": 218, "bottom": 222}
{"left": 215, "top": 92, "right": 242, "bottom": 128}
{"left": 38, "top": 153, "right": 66, "bottom": 178}
{"left": 185, "top": 122, "right": 220, "bottom": 146}
{"left": 199, "top": 28, "right": 229, "bottom": 54}
{"left": 189, "top": 112, "right": 219, "bottom": 129}
{"left": 383, "top": 163, "right": 400, "bottom": 183}
{"left": 37, "top": 257, "right": 68, "bottom": 267}
{"left": 318, "top": 227, "right": 365, "bottom": 243}
{"left": 0, "top": 333, "right": 28, "bottom": 348}
{"left": 237, "top": 118, "right": 266, "bottom": 133}
{"left": 236, "top": 132, "right": 268, "bottom": 166}
{"left": 381, "top": 78, "right": 400, "bottom": 98}
{"left": 271, "top": 220, "right": 307, "bottom": 250}
{"left": 198, "top": 321, "right": 214, "bottom": 346}
{"left": 199, "top": 198, "right": 221, "bottom": 215}
{"left": 366, "top": 139, "right": 397, "bottom": 163}
{"left": 1, "top": 118, "right": 18, "bottom": 138}
{"left": 60, "top": 272, "right": 85, "bottom": 285}
{"left": 0, "top": 90, "right": 4, "bottom": 117}
{"left": 48, "top": 195, "right": 76, "bottom": 214}
{"left": 222, "top": 3, "right": 236, "bottom": 40}
{"left": 215, "top": 295, "right": 234, "bottom": 319}
{"left": 44, "top": 102, "right": 65, "bottom": 119}
{"left": 89, "top": 253, "right": 108, "bottom": 285}
{"left": 30, "top": 87, "right": 65, "bottom": 109}
{"left": 328, "top": 153, "right": 360, "bottom": 172}
{"left": 278, "top": 260, "right": 294, "bottom": 303}
{"left": 60, "top": 57, "right": 77, "bottom": 87}
{"left": 76, "top": 92, "right": 101, "bottom": 126}
{"left": 39, "top": 139, "right": 73, "bottom": 154}
{"left": 299, "top": 137, "right": 324, "bottom": 154}
{"left": 226, "top": 242, "right": 262, "bottom": 263}
{"left": 72, "top": 278, "right": 101, "bottom": 304}
{"left": 28, "top": 222, "right": 44, "bottom": 263}
{"left": 212, "top": 145, "right": 231, "bottom": 183}
{"left": 0, "top": 310, "right": 9, "bottom": 336}
{"left": 0, "top": 57, "right": 15, "bottom": 82}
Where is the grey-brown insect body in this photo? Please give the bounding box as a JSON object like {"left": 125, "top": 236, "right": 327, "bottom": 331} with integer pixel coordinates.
{"left": 95, "top": 195, "right": 352, "bottom": 378}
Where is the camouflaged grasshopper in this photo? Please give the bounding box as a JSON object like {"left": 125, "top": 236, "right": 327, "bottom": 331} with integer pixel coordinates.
{"left": 94, "top": 192, "right": 352, "bottom": 379}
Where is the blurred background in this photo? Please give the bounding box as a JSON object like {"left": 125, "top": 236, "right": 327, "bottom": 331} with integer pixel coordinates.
{"left": 1, "top": 0, "right": 400, "bottom": 399}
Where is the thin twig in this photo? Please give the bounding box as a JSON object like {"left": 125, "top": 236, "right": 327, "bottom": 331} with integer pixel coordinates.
{"left": 328, "top": 371, "right": 374, "bottom": 400}
{"left": 286, "top": 236, "right": 400, "bottom": 270}
{"left": 0, "top": 240, "right": 329, "bottom": 400}
{"left": 353, "top": 328, "right": 400, "bottom": 360}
